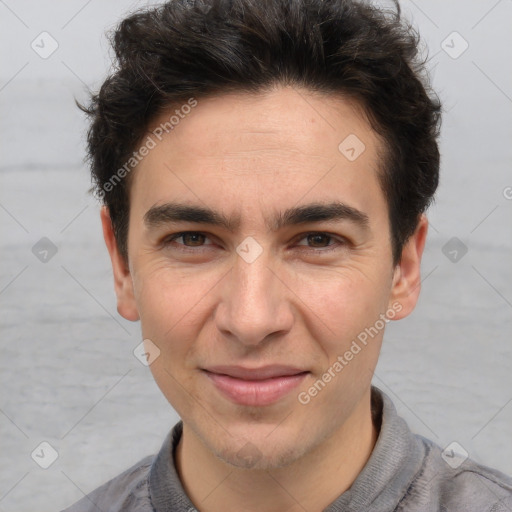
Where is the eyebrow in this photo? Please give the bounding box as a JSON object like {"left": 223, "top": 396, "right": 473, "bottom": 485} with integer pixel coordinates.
{"left": 143, "top": 201, "right": 370, "bottom": 232}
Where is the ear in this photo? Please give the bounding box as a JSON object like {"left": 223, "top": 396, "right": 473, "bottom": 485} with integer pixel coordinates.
{"left": 388, "top": 214, "right": 429, "bottom": 320}
{"left": 100, "top": 206, "right": 140, "bottom": 322}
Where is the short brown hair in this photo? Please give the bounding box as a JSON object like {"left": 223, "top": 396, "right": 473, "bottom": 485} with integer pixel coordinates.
{"left": 79, "top": 0, "right": 441, "bottom": 266}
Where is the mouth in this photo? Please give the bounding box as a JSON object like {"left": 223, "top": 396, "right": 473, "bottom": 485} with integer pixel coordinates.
{"left": 202, "top": 365, "right": 310, "bottom": 406}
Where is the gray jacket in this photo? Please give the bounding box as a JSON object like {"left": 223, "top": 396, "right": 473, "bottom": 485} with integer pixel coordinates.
{"left": 62, "top": 386, "right": 512, "bottom": 511}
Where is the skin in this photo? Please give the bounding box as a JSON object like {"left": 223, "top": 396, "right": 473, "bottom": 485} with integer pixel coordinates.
{"left": 101, "top": 85, "right": 428, "bottom": 512}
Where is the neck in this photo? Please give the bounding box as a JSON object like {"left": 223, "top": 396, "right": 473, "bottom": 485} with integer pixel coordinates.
{"left": 175, "top": 388, "right": 378, "bottom": 512}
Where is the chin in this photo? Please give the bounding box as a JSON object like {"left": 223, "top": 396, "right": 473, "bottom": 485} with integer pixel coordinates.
{"left": 212, "top": 432, "right": 310, "bottom": 471}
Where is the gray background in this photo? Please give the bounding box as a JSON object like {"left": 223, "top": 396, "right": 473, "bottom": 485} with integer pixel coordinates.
{"left": 1, "top": 0, "right": 511, "bottom": 510}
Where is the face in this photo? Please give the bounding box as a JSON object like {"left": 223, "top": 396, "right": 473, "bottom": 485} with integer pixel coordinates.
{"left": 102, "top": 86, "right": 427, "bottom": 470}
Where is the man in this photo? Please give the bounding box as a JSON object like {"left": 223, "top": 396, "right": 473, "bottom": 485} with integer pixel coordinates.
{"left": 64, "top": 0, "right": 512, "bottom": 510}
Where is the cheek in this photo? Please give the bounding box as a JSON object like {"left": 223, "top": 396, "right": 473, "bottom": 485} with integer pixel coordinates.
{"left": 134, "top": 260, "right": 187, "bottom": 314}
{"left": 293, "top": 270, "right": 387, "bottom": 414}
{"left": 132, "top": 262, "right": 216, "bottom": 413}
{"left": 292, "top": 265, "right": 389, "bottom": 345}
{"left": 132, "top": 260, "right": 221, "bottom": 348}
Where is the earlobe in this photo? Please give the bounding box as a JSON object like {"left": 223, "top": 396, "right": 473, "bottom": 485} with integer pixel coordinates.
{"left": 100, "top": 206, "right": 140, "bottom": 322}
{"left": 388, "top": 215, "right": 429, "bottom": 320}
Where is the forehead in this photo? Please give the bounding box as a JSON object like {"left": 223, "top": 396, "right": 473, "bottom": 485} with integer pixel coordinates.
{"left": 148, "top": 87, "right": 379, "bottom": 158}
{"left": 130, "top": 86, "right": 386, "bottom": 221}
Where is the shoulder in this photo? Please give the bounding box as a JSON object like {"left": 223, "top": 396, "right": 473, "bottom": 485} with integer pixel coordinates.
{"left": 60, "top": 454, "right": 156, "bottom": 512}
{"left": 400, "top": 435, "right": 512, "bottom": 512}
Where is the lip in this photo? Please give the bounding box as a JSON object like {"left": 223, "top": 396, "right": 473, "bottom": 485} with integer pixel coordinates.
{"left": 202, "top": 365, "right": 309, "bottom": 406}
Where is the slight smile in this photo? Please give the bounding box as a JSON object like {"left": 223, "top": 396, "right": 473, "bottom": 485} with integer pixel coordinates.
{"left": 202, "top": 365, "right": 310, "bottom": 406}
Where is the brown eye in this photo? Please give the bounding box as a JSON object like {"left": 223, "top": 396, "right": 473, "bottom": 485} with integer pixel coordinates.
{"left": 163, "top": 231, "right": 214, "bottom": 250}
{"left": 306, "top": 233, "right": 332, "bottom": 248}
{"left": 180, "top": 233, "right": 206, "bottom": 246}
{"left": 294, "top": 232, "right": 347, "bottom": 254}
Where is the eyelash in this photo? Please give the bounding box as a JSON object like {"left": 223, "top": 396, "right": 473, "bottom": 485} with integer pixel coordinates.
{"left": 162, "top": 231, "right": 348, "bottom": 254}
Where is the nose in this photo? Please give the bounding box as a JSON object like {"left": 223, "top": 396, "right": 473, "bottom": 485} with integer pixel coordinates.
{"left": 214, "top": 250, "right": 294, "bottom": 348}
